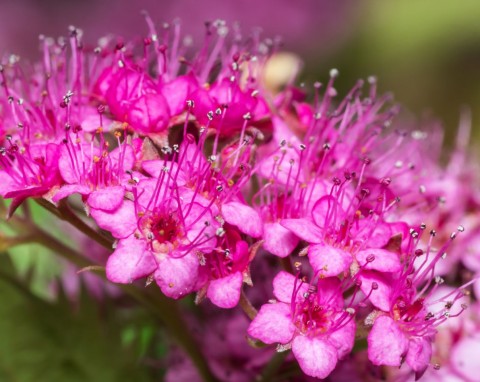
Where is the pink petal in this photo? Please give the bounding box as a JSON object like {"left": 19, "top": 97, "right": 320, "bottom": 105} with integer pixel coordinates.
{"left": 90, "top": 201, "right": 137, "bottom": 239}
{"left": 316, "top": 277, "right": 344, "bottom": 308}
{"left": 141, "top": 160, "right": 186, "bottom": 185}
{"left": 0, "top": 171, "right": 17, "bottom": 196}
{"left": 222, "top": 202, "right": 263, "bottom": 238}
{"left": 451, "top": 335, "right": 480, "bottom": 380}
{"left": 247, "top": 302, "right": 295, "bottom": 344}
{"left": 206, "top": 271, "right": 242, "bottom": 309}
{"left": 263, "top": 222, "right": 299, "bottom": 258}
{"left": 312, "top": 196, "right": 345, "bottom": 229}
{"left": 308, "top": 244, "right": 352, "bottom": 277}
{"left": 127, "top": 92, "right": 170, "bottom": 134}
{"left": 367, "top": 315, "right": 408, "bottom": 366}
{"left": 87, "top": 186, "right": 125, "bottom": 211}
{"left": 155, "top": 252, "right": 199, "bottom": 299}
{"left": 106, "top": 237, "right": 157, "bottom": 283}
{"left": 406, "top": 337, "right": 432, "bottom": 373}
{"left": 183, "top": 202, "right": 217, "bottom": 250}
{"left": 110, "top": 144, "right": 135, "bottom": 173}
{"left": 273, "top": 271, "right": 308, "bottom": 304}
{"left": 161, "top": 75, "right": 197, "bottom": 116}
{"left": 58, "top": 145, "right": 80, "bottom": 184}
{"left": 280, "top": 218, "right": 322, "bottom": 243}
{"left": 328, "top": 318, "right": 356, "bottom": 358}
{"left": 52, "top": 184, "right": 91, "bottom": 203}
{"left": 358, "top": 271, "right": 392, "bottom": 311}
{"left": 356, "top": 248, "right": 401, "bottom": 273}
{"left": 292, "top": 335, "right": 338, "bottom": 379}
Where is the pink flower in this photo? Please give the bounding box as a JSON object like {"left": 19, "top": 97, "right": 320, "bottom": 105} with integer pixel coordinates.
{"left": 90, "top": 175, "right": 221, "bottom": 298}
{"left": 52, "top": 131, "right": 136, "bottom": 211}
{"left": 248, "top": 271, "right": 356, "bottom": 379}
{"left": 366, "top": 226, "right": 471, "bottom": 375}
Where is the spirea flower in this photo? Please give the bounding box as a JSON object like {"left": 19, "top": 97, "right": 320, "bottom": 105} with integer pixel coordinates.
{"left": 1, "top": 18, "right": 478, "bottom": 381}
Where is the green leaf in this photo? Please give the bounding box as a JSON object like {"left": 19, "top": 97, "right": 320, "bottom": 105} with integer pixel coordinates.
{"left": 0, "top": 255, "right": 154, "bottom": 382}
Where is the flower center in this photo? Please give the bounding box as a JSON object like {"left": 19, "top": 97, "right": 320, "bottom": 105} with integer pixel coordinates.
{"left": 294, "top": 300, "right": 332, "bottom": 334}
{"left": 151, "top": 213, "right": 181, "bottom": 244}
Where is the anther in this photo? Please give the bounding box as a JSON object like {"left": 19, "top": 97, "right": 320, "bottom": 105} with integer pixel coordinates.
{"left": 329, "top": 68, "right": 339, "bottom": 78}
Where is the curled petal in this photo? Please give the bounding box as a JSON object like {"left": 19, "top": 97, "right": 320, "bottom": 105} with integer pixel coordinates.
{"left": 280, "top": 218, "right": 322, "bottom": 243}
{"left": 87, "top": 186, "right": 125, "bottom": 211}
{"left": 52, "top": 184, "right": 91, "bottom": 203}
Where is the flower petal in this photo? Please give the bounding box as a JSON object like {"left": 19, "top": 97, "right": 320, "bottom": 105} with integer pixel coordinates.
{"left": 406, "top": 337, "right": 432, "bottom": 374}
{"left": 273, "top": 271, "right": 308, "bottom": 304}
{"left": 451, "top": 334, "right": 480, "bottom": 380}
{"left": 328, "top": 318, "right": 356, "bottom": 358}
{"left": 308, "top": 243, "right": 352, "bottom": 277}
{"left": 247, "top": 302, "right": 294, "bottom": 344}
{"left": 222, "top": 202, "right": 263, "bottom": 238}
{"left": 367, "top": 315, "right": 408, "bottom": 366}
{"left": 87, "top": 186, "right": 125, "bottom": 211}
{"left": 280, "top": 218, "right": 322, "bottom": 243}
{"left": 263, "top": 222, "right": 299, "bottom": 258}
{"left": 155, "top": 252, "right": 199, "bottom": 299}
{"left": 356, "top": 248, "right": 401, "bottom": 273}
{"left": 358, "top": 271, "right": 392, "bottom": 311}
{"left": 292, "top": 335, "right": 338, "bottom": 379}
{"left": 207, "top": 271, "right": 243, "bottom": 309}
{"left": 106, "top": 237, "right": 157, "bottom": 283}
{"left": 90, "top": 200, "right": 137, "bottom": 239}
{"left": 52, "top": 184, "right": 91, "bottom": 203}
{"left": 311, "top": 195, "right": 345, "bottom": 229}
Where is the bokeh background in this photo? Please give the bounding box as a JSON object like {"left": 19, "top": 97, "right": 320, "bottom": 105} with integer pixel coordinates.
{"left": 1, "top": 0, "right": 480, "bottom": 380}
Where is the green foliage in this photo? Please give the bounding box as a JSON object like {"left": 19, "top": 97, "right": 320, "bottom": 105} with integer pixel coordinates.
{"left": 0, "top": 255, "right": 154, "bottom": 382}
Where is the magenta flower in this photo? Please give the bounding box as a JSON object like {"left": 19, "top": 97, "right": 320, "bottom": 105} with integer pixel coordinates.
{"left": 52, "top": 134, "right": 135, "bottom": 212}
{"left": 90, "top": 176, "right": 220, "bottom": 298}
{"left": 0, "top": 140, "right": 61, "bottom": 216}
{"left": 366, "top": 226, "right": 472, "bottom": 376}
{"left": 248, "top": 271, "right": 356, "bottom": 379}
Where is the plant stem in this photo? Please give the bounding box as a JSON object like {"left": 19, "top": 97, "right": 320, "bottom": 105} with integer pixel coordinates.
{"left": 35, "top": 199, "right": 114, "bottom": 249}
{"left": 239, "top": 289, "right": 258, "bottom": 320}
{"left": 6, "top": 204, "right": 218, "bottom": 382}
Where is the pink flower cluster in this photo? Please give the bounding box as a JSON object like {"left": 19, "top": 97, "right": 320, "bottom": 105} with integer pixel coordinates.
{"left": 1, "top": 20, "right": 479, "bottom": 380}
